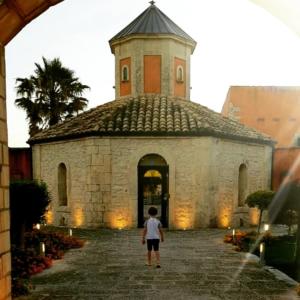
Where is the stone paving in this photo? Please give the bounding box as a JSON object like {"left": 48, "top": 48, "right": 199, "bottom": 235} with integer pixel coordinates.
{"left": 21, "top": 229, "right": 299, "bottom": 300}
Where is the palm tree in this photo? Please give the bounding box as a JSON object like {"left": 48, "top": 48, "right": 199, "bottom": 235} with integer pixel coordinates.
{"left": 15, "top": 57, "right": 89, "bottom": 136}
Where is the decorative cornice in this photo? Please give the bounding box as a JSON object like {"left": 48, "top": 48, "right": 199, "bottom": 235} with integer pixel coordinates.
{"left": 109, "top": 33, "right": 196, "bottom": 54}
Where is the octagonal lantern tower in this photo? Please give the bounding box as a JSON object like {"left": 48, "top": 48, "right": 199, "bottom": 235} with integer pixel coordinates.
{"left": 109, "top": 2, "right": 196, "bottom": 100}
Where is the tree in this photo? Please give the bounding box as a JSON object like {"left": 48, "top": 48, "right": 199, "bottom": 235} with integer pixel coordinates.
{"left": 245, "top": 190, "right": 275, "bottom": 233}
{"left": 15, "top": 57, "right": 90, "bottom": 136}
{"left": 10, "top": 180, "right": 51, "bottom": 249}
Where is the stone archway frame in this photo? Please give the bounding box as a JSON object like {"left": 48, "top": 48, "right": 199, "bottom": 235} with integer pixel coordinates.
{"left": 0, "top": 0, "right": 64, "bottom": 46}
{"left": 0, "top": 2, "right": 64, "bottom": 299}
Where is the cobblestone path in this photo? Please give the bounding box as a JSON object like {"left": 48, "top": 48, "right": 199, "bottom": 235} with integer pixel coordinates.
{"left": 23, "top": 229, "right": 299, "bottom": 299}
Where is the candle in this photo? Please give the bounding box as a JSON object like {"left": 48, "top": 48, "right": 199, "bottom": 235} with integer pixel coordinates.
{"left": 40, "top": 242, "right": 45, "bottom": 256}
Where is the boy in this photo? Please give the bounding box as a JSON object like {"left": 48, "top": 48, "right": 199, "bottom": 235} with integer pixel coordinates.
{"left": 142, "top": 206, "right": 164, "bottom": 268}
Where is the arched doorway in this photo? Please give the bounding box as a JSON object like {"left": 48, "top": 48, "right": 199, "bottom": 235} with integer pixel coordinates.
{"left": 138, "top": 154, "right": 169, "bottom": 228}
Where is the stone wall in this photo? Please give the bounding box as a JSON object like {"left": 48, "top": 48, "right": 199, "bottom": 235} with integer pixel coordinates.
{"left": 109, "top": 137, "right": 271, "bottom": 229}
{"left": 32, "top": 138, "right": 112, "bottom": 228}
{"left": 214, "top": 139, "right": 272, "bottom": 227}
{"left": 111, "top": 138, "right": 210, "bottom": 228}
{"left": 0, "top": 44, "right": 11, "bottom": 300}
{"left": 33, "top": 135, "right": 272, "bottom": 230}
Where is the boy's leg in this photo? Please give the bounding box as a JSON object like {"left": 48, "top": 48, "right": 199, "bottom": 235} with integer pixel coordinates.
{"left": 147, "top": 251, "right": 152, "bottom": 266}
{"left": 153, "top": 239, "right": 160, "bottom": 267}
{"left": 154, "top": 251, "right": 160, "bottom": 267}
{"left": 146, "top": 240, "right": 152, "bottom": 266}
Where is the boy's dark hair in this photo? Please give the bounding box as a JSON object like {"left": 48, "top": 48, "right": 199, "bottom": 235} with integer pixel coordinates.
{"left": 148, "top": 206, "right": 158, "bottom": 216}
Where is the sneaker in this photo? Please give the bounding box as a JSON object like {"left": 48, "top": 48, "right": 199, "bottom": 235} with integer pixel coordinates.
{"left": 156, "top": 265, "right": 161, "bottom": 268}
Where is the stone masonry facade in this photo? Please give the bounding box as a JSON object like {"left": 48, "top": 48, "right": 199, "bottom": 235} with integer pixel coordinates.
{"left": 32, "top": 136, "right": 272, "bottom": 229}
{"left": 0, "top": 44, "right": 11, "bottom": 300}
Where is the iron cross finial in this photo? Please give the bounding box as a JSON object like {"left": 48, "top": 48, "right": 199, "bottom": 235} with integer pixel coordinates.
{"left": 149, "top": 1, "right": 155, "bottom": 5}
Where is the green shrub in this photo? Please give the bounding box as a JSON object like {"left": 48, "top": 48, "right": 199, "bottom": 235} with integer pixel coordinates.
{"left": 10, "top": 180, "right": 51, "bottom": 248}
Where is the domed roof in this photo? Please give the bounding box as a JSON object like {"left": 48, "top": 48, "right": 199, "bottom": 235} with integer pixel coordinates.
{"left": 29, "top": 96, "right": 273, "bottom": 145}
{"left": 109, "top": 2, "right": 196, "bottom": 45}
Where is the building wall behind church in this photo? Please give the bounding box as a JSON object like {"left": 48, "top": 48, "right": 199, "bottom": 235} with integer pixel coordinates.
{"left": 9, "top": 147, "right": 32, "bottom": 180}
{"left": 0, "top": 44, "right": 11, "bottom": 300}
{"left": 272, "top": 147, "right": 300, "bottom": 190}
{"left": 222, "top": 86, "right": 300, "bottom": 148}
{"left": 32, "top": 136, "right": 271, "bottom": 229}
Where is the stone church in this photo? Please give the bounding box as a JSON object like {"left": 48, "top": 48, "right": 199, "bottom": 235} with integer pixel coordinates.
{"left": 29, "top": 2, "right": 273, "bottom": 229}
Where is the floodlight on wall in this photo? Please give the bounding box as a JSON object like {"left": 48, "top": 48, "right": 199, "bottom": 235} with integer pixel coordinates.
{"left": 264, "top": 224, "right": 270, "bottom": 231}
{"left": 36, "top": 223, "right": 41, "bottom": 230}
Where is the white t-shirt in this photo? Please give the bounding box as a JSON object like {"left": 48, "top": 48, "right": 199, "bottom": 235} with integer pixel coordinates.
{"left": 144, "top": 217, "right": 161, "bottom": 239}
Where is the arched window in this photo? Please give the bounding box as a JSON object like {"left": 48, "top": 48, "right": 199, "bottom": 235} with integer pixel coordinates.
{"left": 238, "top": 164, "right": 247, "bottom": 207}
{"left": 176, "top": 65, "right": 184, "bottom": 82}
{"left": 121, "top": 65, "right": 129, "bottom": 82}
{"left": 144, "top": 169, "right": 162, "bottom": 178}
{"left": 58, "top": 163, "right": 68, "bottom": 206}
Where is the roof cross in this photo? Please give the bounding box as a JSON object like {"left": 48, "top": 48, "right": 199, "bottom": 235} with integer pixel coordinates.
{"left": 149, "top": 1, "right": 155, "bottom": 5}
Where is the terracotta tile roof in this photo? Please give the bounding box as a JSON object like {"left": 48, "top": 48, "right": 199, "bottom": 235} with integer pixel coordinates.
{"left": 29, "top": 96, "right": 274, "bottom": 145}
{"left": 109, "top": 3, "right": 196, "bottom": 45}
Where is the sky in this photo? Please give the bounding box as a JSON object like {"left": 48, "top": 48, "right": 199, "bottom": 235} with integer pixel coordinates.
{"left": 6, "top": 0, "right": 300, "bottom": 147}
